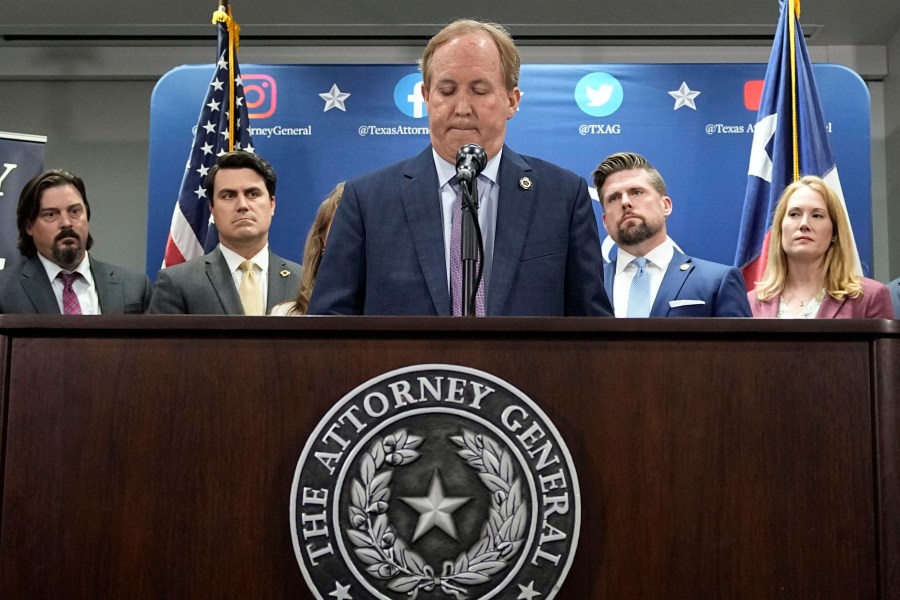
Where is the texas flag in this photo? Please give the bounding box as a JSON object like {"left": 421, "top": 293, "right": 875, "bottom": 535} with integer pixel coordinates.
{"left": 734, "top": 0, "right": 862, "bottom": 289}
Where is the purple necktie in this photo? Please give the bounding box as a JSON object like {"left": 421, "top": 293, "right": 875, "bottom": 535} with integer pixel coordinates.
{"left": 450, "top": 179, "right": 485, "bottom": 316}
{"left": 59, "top": 272, "right": 83, "bottom": 315}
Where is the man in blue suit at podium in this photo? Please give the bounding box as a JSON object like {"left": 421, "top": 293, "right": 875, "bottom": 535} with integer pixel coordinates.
{"left": 309, "top": 19, "right": 611, "bottom": 317}
{"left": 593, "top": 152, "right": 751, "bottom": 318}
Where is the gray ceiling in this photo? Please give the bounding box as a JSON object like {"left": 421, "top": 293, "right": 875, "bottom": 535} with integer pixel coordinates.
{"left": 3, "top": 1, "right": 899, "bottom": 47}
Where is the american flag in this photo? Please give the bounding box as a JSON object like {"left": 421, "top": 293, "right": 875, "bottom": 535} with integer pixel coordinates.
{"left": 733, "top": 0, "right": 861, "bottom": 289}
{"left": 162, "top": 5, "right": 254, "bottom": 267}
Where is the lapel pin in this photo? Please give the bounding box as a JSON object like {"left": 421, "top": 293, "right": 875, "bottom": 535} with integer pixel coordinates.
{"left": 680, "top": 263, "right": 690, "bottom": 271}
{"left": 280, "top": 269, "right": 291, "bottom": 277}
{"left": 519, "top": 176, "right": 532, "bottom": 190}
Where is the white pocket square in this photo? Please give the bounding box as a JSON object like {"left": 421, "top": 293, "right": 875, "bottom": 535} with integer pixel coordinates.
{"left": 669, "top": 299, "right": 706, "bottom": 307}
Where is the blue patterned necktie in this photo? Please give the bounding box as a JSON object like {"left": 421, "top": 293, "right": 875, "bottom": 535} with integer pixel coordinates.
{"left": 626, "top": 257, "right": 651, "bottom": 318}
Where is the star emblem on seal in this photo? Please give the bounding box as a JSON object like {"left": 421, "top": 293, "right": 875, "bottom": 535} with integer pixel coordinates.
{"left": 399, "top": 471, "right": 471, "bottom": 541}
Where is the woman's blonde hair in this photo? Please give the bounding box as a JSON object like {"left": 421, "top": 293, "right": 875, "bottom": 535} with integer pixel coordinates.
{"left": 286, "top": 182, "right": 345, "bottom": 315}
{"left": 754, "top": 175, "right": 862, "bottom": 301}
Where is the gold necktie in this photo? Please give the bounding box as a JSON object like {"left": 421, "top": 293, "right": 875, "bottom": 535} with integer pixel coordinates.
{"left": 238, "top": 260, "right": 264, "bottom": 315}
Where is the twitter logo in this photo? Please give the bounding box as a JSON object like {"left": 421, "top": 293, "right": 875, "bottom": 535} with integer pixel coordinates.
{"left": 575, "top": 72, "right": 624, "bottom": 117}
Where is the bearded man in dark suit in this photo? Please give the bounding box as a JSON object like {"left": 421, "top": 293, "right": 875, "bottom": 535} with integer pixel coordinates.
{"left": 0, "top": 169, "right": 150, "bottom": 315}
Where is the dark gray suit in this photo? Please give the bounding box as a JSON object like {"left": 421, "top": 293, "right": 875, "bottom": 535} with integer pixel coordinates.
{"left": 148, "top": 246, "right": 302, "bottom": 315}
{"left": 0, "top": 255, "right": 151, "bottom": 314}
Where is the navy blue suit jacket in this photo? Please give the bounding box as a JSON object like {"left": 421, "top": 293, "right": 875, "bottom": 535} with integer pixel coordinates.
{"left": 604, "top": 250, "right": 751, "bottom": 317}
{"left": 309, "top": 146, "right": 611, "bottom": 316}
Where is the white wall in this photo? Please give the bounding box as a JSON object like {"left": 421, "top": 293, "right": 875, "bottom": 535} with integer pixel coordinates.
{"left": 1, "top": 80, "right": 153, "bottom": 273}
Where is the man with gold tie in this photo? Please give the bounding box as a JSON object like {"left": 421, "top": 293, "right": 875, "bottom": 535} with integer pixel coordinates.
{"left": 149, "top": 151, "right": 301, "bottom": 315}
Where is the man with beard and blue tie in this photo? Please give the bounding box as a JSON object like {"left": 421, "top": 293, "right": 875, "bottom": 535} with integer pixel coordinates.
{"left": 0, "top": 169, "right": 151, "bottom": 314}
{"left": 593, "top": 152, "right": 750, "bottom": 318}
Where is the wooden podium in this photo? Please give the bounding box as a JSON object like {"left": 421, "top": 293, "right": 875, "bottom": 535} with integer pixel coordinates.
{"left": 0, "top": 316, "right": 897, "bottom": 598}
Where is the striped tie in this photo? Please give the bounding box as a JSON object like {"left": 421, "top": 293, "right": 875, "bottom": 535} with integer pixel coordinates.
{"left": 450, "top": 179, "right": 485, "bottom": 316}
{"left": 59, "top": 272, "right": 83, "bottom": 315}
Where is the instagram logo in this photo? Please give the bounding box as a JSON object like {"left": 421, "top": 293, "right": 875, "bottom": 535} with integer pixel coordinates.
{"left": 243, "top": 74, "right": 277, "bottom": 119}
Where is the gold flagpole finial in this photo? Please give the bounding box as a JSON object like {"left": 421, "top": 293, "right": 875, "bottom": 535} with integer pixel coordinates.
{"left": 212, "top": 5, "right": 228, "bottom": 25}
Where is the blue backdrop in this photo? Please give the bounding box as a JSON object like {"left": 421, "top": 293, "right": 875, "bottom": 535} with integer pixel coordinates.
{"left": 0, "top": 134, "right": 47, "bottom": 271}
{"left": 148, "top": 63, "right": 870, "bottom": 278}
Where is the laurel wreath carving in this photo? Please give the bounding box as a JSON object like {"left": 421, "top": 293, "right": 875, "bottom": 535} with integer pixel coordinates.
{"left": 346, "top": 428, "right": 527, "bottom": 599}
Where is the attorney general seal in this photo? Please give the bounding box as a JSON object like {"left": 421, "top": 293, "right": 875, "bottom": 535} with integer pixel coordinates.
{"left": 290, "top": 364, "right": 580, "bottom": 599}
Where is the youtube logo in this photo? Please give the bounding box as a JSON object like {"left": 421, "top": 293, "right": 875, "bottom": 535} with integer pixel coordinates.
{"left": 744, "top": 80, "right": 764, "bottom": 111}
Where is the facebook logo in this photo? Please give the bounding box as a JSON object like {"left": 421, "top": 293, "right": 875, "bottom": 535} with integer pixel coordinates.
{"left": 394, "top": 73, "right": 428, "bottom": 118}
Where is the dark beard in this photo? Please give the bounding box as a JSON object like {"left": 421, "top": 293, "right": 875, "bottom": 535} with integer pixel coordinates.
{"left": 53, "top": 245, "right": 83, "bottom": 267}
{"left": 617, "top": 219, "right": 659, "bottom": 247}
{"left": 53, "top": 228, "right": 84, "bottom": 267}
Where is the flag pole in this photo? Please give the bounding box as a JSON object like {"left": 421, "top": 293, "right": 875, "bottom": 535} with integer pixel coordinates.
{"left": 788, "top": 0, "right": 800, "bottom": 182}
{"left": 212, "top": 1, "right": 240, "bottom": 152}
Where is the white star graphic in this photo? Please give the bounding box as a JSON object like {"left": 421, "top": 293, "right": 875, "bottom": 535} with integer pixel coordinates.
{"left": 216, "top": 148, "right": 228, "bottom": 157}
{"left": 517, "top": 580, "right": 542, "bottom": 600}
{"left": 202, "top": 120, "right": 216, "bottom": 135}
{"left": 200, "top": 142, "right": 214, "bottom": 155}
{"left": 211, "top": 78, "right": 224, "bottom": 91}
{"left": 193, "top": 185, "right": 206, "bottom": 199}
{"left": 748, "top": 112, "right": 778, "bottom": 182}
{"left": 328, "top": 581, "right": 352, "bottom": 600}
{"left": 319, "top": 83, "right": 351, "bottom": 112}
{"left": 220, "top": 130, "right": 230, "bottom": 141}
{"left": 243, "top": 143, "right": 255, "bottom": 153}
{"left": 400, "top": 472, "right": 471, "bottom": 542}
{"left": 206, "top": 98, "right": 221, "bottom": 112}
{"left": 235, "top": 75, "right": 243, "bottom": 86}
{"left": 236, "top": 95, "right": 244, "bottom": 107}
{"left": 668, "top": 81, "right": 701, "bottom": 110}
{"left": 216, "top": 57, "right": 227, "bottom": 70}
{"left": 197, "top": 164, "right": 210, "bottom": 178}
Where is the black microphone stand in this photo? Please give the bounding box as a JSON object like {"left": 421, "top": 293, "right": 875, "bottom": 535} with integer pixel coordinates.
{"left": 460, "top": 175, "right": 479, "bottom": 316}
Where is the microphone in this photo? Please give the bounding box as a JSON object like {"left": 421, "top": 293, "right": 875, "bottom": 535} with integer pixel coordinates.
{"left": 455, "top": 144, "right": 487, "bottom": 183}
